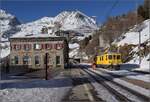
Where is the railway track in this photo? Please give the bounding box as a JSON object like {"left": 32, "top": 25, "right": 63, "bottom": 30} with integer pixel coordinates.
{"left": 96, "top": 68, "right": 150, "bottom": 99}
{"left": 82, "top": 68, "right": 149, "bottom": 102}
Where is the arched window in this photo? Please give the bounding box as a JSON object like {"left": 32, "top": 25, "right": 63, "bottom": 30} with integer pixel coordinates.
{"left": 34, "top": 43, "right": 42, "bottom": 50}
{"left": 44, "top": 54, "right": 51, "bottom": 64}
{"left": 56, "top": 56, "right": 61, "bottom": 65}
{"left": 23, "top": 56, "right": 30, "bottom": 65}
{"left": 117, "top": 55, "right": 121, "bottom": 60}
{"left": 24, "top": 44, "right": 31, "bottom": 51}
{"left": 14, "top": 44, "right": 21, "bottom": 50}
{"left": 35, "top": 55, "right": 40, "bottom": 65}
{"left": 45, "top": 44, "right": 52, "bottom": 50}
{"left": 108, "top": 55, "right": 112, "bottom": 60}
{"left": 14, "top": 56, "right": 19, "bottom": 64}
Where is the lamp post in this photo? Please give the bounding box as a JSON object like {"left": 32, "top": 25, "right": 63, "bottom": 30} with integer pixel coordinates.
{"left": 45, "top": 53, "right": 48, "bottom": 80}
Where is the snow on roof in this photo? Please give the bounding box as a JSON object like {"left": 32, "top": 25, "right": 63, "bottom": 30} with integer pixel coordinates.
{"left": 10, "top": 33, "right": 59, "bottom": 39}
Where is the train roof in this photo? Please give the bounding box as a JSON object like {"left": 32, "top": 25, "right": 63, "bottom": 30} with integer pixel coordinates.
{"left": 97, "top": 52, "right": 121, "bottom": 56}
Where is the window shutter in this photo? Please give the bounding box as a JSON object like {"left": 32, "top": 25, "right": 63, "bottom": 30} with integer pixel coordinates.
{"left": 61, "top": 43, "right": 64, "bottom": 48}
{"left": 20, "top": 44, "right": 22, "bottom": 49}
{"left": 56, "top": 44, "right": 59, "bottom": 50}
{"left": 41, "top": 44, "right": 44, "bottom": 49}
{"left": 34, "top": 44, "right": 36, "bottom": 49}
{"left": 54, "top": 44, "right": 57, "bottom": 49}
{"left": 45, "top": 44, "right": 48, "bottom": 49}
{"left": 48, "top": 44, "right": 52, "bottom": 49}
{"left": 56, "top": 43, "right": 63, "bottom": 50}
{"left": 19, "top": 45, "right": 21, "bottom": 50}
{"left": 14, "top": 44, "right": 16, "bottom": 50}
{"left": 29, "top": 44, "right": 31, "bottom": 49}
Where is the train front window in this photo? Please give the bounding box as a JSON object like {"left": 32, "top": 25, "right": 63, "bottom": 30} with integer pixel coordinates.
{"left": 108, "top": 55, "right": 112, "bottom": 60}
{"left": 117, "top": 55, "right": 120, "bottom": 59}
{"left": 113, "top": 55, "right": 116, "bottom": 59}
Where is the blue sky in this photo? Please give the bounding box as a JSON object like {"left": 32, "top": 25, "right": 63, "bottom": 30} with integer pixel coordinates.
{"left": 1, "top": 0, "right": 144, "bottom": 24}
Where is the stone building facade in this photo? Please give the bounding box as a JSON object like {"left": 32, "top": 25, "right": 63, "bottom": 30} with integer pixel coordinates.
{"left": 9, "top": 34, "right": 68, "bottom": 72}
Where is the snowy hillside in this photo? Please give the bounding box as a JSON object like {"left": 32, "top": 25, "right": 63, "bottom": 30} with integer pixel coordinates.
{"left": 114, "top": 19, "right": 150, "bottom": 72}
{"left": 115, "top": 19, "right": 150, "bottom": 46}
{"left": 0, "top": 9, "right": 20, "bottom": 58}
{"left": 13, "top": 17, "right": 54, "bottom": 37}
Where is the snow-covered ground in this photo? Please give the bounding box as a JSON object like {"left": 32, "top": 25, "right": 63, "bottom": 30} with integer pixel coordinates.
{"left": 0, "top": 73, "right": 72, "bottom": 102}
{"left": 128, "top": 53, "right": 150, "bottom": 72}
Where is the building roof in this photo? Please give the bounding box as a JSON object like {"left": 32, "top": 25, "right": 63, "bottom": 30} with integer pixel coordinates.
{"left": 10, "top": 33, "right": 59, "bottom": 39}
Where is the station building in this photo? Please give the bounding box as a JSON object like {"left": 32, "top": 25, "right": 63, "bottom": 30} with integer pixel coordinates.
{"left": 9, "top": 33, "right": 69, "bottom": 72}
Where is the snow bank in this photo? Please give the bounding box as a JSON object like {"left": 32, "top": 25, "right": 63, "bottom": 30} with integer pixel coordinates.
{"left": 69, "top": 43, "right": 79, "bottom": 49}
{"left": 0, "top": 47, "right": 10, "bottom": 58}
{"left": 69, "top": 48, "right": 79, "bottom": 58}
{"left": 132, "top": 54, "right": 150, "bottom": 72}
{"left": 0, "top": 42, "right": 10, "bottom": 58}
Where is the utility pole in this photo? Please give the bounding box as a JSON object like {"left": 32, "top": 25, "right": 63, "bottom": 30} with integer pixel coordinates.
{"left": 138, "top": 30, "right": 141, "bottom": 64}
{"left": 45, "top": 53, "right": 48, "bottom": 80}
{"left": 135, "top": 0, "right": 141, "bottom": 65}
{"left": 149, "top": 11, "right": 150, "bottom": 69}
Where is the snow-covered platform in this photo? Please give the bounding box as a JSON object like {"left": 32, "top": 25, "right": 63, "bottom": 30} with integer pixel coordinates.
{"left": 0, "top": 70, "right": 72, "bottom": 102}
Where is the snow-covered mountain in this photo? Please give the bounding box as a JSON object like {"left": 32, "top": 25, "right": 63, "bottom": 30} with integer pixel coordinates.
{"left": 0, "top": 9, "right": 20, "bottom": 41}
{"left": 12, "top": 10, "right": 98, "bottom": 38}
{"left": 54, "top": 11, "right": 98, "bottom": 34}
{"left": 0, "top": 9, "right": 21, "bottom": 58}
{"left": 0, "top": 9, "right": 98, "bottom": 58}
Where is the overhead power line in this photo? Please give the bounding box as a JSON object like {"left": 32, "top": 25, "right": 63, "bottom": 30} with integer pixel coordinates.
{"left": 105, "top": 0, "right": 119, "bottom": 19}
